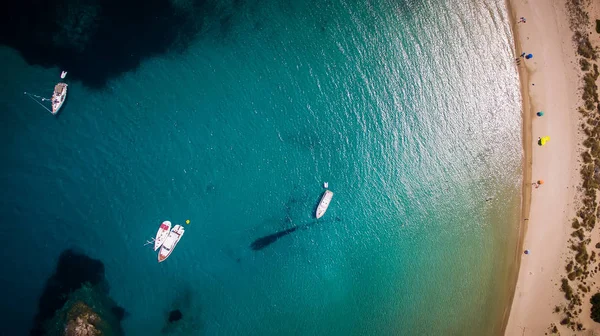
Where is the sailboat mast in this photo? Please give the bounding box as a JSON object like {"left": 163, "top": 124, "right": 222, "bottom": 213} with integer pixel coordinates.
{"left": 23, "top": 92, "right": 53, "bottom": 113}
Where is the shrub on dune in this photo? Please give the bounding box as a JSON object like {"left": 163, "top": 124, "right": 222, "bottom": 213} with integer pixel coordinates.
{"left": 589, "top": 293, "right": 600, "bottom": 322}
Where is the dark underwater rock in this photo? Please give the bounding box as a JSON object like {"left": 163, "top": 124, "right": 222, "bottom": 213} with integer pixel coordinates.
{"left": 30, "top": 249, "right": 105, "bottom": 335}
{"left": 161, "top": 286, "right": 202, "bottom": 334}
{"left": 46, "top": 285, "right": 124, "bottom": 336}
{"left": 111, "top": 306, "right": 128, "bottom": 322}
{"left": 0, "top": 0, "right": 206, "bottom": 88}
{"left": 30, "top": 249, "right": 125, "bottom": 336}
{"left": 168, "top": 309, "right": 183, "bottom": 323}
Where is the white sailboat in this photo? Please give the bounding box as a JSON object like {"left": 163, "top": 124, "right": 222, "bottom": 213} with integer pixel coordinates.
{"left": 315, "top": 190, "right": 334, "bottom": 219}
{"left": 51, "top": 83, "right": 68, "bottom": 115}
{"left": 158, "top": 225, "right": 185, "bottom": 262}
{"left": 154, "top": 221, "right": 172, "bottom": 251}
{"left": 24, "top": 70, "right": 68, "bottom": 115}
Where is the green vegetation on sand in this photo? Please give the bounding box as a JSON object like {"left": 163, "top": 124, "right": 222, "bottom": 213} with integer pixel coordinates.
{"left": 590, "top": 293, "right": 600, "bottom": 322}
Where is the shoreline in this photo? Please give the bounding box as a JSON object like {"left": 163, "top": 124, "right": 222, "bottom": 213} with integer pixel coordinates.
{"left": 504, "top": 0, "right": 590, "bottom": 334}
{"left": 498, "top": 0, "right": 533, "bottom": 333}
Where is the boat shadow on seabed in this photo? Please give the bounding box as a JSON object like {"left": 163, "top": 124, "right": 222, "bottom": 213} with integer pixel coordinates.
{"left": 249, "top": 217, "right": 341, "bottom": 251}
{"left": 250, "top": 186, "right": 339, "bottom": 251}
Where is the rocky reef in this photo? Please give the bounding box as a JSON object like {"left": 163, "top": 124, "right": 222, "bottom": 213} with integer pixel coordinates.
{"left": 42, "top": 284, "right": 125, "bottom": 336}
{"left": 64, "top": 301, "right": 102, "bottom": 336}
{"left": 30, "top": 249, "right": 126, "bottom": 336}
{"left": 0, "top": 0, "right": 240, "bottom": 89}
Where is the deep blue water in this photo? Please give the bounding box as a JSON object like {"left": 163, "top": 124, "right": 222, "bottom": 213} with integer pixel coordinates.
{"left": 0, "top": 0, "right": 523, "bottom": 334}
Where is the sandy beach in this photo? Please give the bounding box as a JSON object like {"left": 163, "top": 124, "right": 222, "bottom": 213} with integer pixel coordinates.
{"left": 505, "top": 0, "right": 600, "bottom": 334}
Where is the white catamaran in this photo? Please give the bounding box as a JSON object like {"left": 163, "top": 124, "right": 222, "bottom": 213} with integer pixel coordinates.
{"left": 158, "top": 225, "right": 185, "bottom": 262}
{"left": 315, "top": 190, "right": 334, "bottom": 219}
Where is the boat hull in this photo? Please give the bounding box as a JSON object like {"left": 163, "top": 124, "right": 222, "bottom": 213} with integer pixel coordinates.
{"left": 315, "top": 190, "right": 334, "bottom": 219}
{"left": 51, "top": 83, "right": 68, "bottom": 115}
{"left": 154, "top": 221, "right": 172, "bottom": 251}
{"left": 158, "top": 225, "right": 185, "bottom": 262}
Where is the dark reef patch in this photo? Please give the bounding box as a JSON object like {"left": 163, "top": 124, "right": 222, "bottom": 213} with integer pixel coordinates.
{"left": 161, "top": 286, "right": 202, "bottom": 334}
{"left": 168, "top": 309, "right": 183, "bottom": 323}
{"left": 30, "top": 249, "right": 105, "bottom": 335}
{"left": 0, "top": 0, "right": 213, "bottom": 88}
{"left": 30, "top": 249, "right": 126, "bottom": 336}
{"left": 111, "top": 305, "right": 129, "bottom": 321}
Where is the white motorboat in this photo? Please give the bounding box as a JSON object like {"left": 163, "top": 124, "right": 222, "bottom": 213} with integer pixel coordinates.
{"left": 51, "top": 83, "right": 68, "bottom": 115}
{"left": 158, "top": 225, "right": 185, "bottom": 262}
{"left": 154, "top": 221, "right": 172, "bottom": 251}
{"left": 315, "top": 190, "right": 334, "bottom": 219}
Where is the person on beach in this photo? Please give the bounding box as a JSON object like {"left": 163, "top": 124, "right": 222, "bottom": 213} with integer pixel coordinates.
{"left": 518, "top": 17, "right": 526, "bottom": 23}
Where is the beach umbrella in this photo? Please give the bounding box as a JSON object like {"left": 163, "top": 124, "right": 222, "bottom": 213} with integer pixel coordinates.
{"left": 538, "top": 180, "right": 544, "bottom": 185}
{"left": 524, "top": 249, "right": 530, "bottom": 255}
{"left": 539, "top": 136, "right": 550, "bottom": 146}
{"left": 525, "top": 54, "right": 533, "bottom": 59}
{"left": 537, "top": 111, "right": 544, "bottom": 117}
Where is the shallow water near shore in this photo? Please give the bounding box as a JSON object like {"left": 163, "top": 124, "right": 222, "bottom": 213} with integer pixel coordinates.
{"left": 0, "top": 0, "right": 522, "bottom": 334}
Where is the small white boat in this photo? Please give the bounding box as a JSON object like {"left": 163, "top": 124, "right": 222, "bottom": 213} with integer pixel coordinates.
{"left": 154, "top": 221, "right": 172, "bottom": 251}
{"left": 158, "top": 225, "right": 185, "bottom": 262}
{"left": 315, "top": 190, "right": 334, "bottom": 219}
{"left": 51, "top": 83, "right": 68, "bottom": 115}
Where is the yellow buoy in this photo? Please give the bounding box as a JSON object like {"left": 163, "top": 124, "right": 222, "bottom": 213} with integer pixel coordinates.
{"left": 185, "top": 219, "right": 190, "bottom": 224}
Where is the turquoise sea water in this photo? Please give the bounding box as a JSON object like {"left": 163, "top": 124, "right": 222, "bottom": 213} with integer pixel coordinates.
{"left": 0, "top": 0, "right": 523, "bottom": 334}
